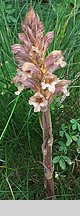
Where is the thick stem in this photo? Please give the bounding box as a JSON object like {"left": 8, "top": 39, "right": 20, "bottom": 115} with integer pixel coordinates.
{"left": 41, "top": 105, "right": 56, "bottom": 200}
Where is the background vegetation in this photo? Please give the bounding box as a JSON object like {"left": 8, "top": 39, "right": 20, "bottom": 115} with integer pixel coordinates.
{"left": 0, "top": 0, "right": 80, "bottom": 200}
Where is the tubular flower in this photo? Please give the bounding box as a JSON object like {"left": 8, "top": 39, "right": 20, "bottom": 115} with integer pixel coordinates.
{"left": 55, "top": 80, "right": 70, "bottom": 96}
{"left": 29, "top": 93, "right": 48, "bottom": 112}
{"left": 41, "top": 73, "right": 59, "bottom": 93}
{"left": 11, "top": 6, "right": 70, "bottom": 112}
{"left": 44, "top": 51, "right": 67, "bottom": 73}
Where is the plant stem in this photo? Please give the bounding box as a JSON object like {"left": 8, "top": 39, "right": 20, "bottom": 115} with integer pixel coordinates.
{"left": 41, "top": 105, "right": 56, "bottom": 200}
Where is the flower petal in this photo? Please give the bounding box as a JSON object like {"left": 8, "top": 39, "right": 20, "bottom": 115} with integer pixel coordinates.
{"left": 22, "top": 62, "right": 39, "bottom": 75}
{"left": 44, "top": 31, "right": 54, "bottom": 52}
{"left": 11, "top": 44, "right": 29, "bottom": 65}
{"left": 41, "top": 72, "right": 59, "bottom": 92}
{"left": 48, "top": 83, "right": 56, "bottom": 93}
{"left": 34, "top": 105, "right": 41, "bottom": 112}
{"left": 29, "top": 92, "right": 48, "bottom": 112}
{"left": 11, "top": 44, "right": 26, "bottom": 55}
{"left": 36, "top": 30, "right": 43, "bottom": 50}
{"left": 22, "top": 78, "right": 39, "bottom": 91}
{"left": 55, "top": 80, "right": 70, "bottom": 95}
{"left": 11, "top": 74, "right": 22, "bottom": 84}
{"left": 36, "top": 14, "right": 44, "bottom": 32}
{"left": 27, "top": 26, "right": 36, "bottom": 45}
{"left": 15, "top": 85, "right": 24, "bottom": 95}
{"left": 44, "top": 50, "right": 66, "bottom": 73}
{"left": 12, "top": 73, "right": 39, "bottom": 92}
{"left": 18, "top": 33, "right": 31, "bottom": 51}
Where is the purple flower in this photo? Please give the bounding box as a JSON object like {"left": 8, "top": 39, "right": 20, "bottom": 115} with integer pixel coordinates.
{"left": 11, "top": 7, "right": 70, "bottom": 112}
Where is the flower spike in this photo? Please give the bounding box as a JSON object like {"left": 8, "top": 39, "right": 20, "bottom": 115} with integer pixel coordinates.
{"left": 11, "top": 7, "right": 70, "bottom": 111}
{"left": 11, "top": 6, "right": 71, "bottom": 199}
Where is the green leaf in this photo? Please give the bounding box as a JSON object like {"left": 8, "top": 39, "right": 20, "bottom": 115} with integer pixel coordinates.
{"left": 63, "top": 145, "right": 67, "bottom": 154}
{"left": 59, "top": 158, "right": 66, "bottom": 170}
{"left": 77, "top": 123, "right": 80, "bottom": 132}
{"left": 6, "top": 5, "right": 12, "bottom": 10}
{"left": 50, "top": 103, "right": 55, "bottom": 111}
{"left": 8, "top": 15, "right": 16, "bottom": 23}
{"left": 65, "top": 133, "right": 72, "bottom": 146}
{"left": 70, "top": 119, "right": 77, "bottom": 124}
{"left": 58, "top": 141, "right": 64, "bottom": 145}
{"left": 60, "top": 130, "right": 64, "bottom": 137}
{"left": 6, "top": 9, "right": 15, "bottom": 15}
{"left": 59, "top": 146, "right": 64, "bottom": 151}
{"left": 77, "top": 137, "right": 80, "bottom": 146}
{"left": 72, "top": 123, "right": 77, "bottom": 130}
{"left": 72, "top": 135, "right": 78, "bottom": 142}
{"left": 61, "top": 124, "right": 66, "bottom": 130}
{"left": 62, "top": 156, "right": 71, "bottom": 165}
{"left": 70, "top": 119, "right": 78, "bottom": 130}
{"left": 59, "top": 104, "right": 64, "bottom": 109}
{"left": 53, "top": 156, "right": 60, "bottom": 164}
{"left": 59, "top": 145, "right": 67, "bottom": 154}
{"left": 59, "top": 142, "right": 67, "bottom": 154}
{"left": 77, "top": 147, "right": 80, "bottom": 154}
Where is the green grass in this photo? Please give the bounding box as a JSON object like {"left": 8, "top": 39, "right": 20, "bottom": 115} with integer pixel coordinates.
{"left": 0, "top": 0, "right": 80, "bottom": 199}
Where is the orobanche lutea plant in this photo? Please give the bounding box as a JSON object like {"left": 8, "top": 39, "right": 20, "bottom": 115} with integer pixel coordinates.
{"left": 11, "top": 7, "right": 70, "bottom": 199}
